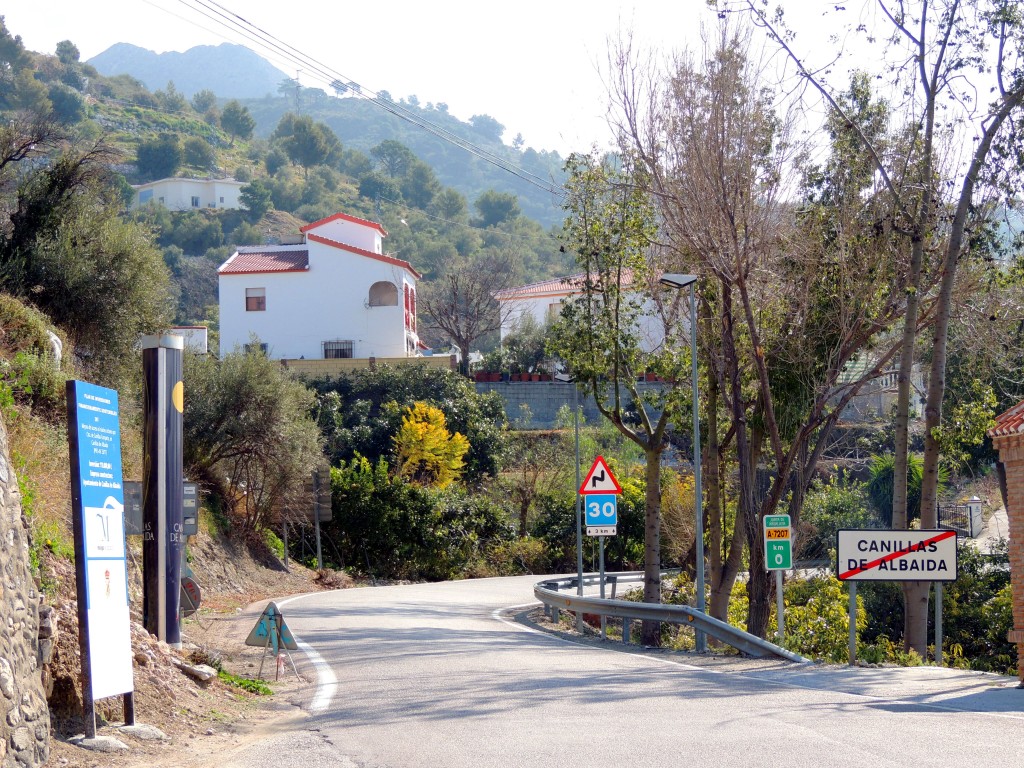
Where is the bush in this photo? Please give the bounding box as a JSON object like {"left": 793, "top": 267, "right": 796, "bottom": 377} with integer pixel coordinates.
{"left": 327, "top": 456, "right": 514, "bottom": 580}
{"left": 475, "top": 538, "right": 551, "bottom": 577}
{"left": 776, "top": 576, "right": 865, "bottom": 663}
{"left": 799, "top": 475, "right": 877, "bottom": 561}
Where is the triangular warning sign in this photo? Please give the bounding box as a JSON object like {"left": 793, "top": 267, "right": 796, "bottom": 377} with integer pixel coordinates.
{"left": 244, "top": 601, "right": 298, "bottom": 652}
{"left": 580, "top": 455, "right": 622, "bottom": 494}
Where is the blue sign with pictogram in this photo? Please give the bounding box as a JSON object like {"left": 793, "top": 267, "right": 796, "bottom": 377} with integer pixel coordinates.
{"left": 245, "top": 602, "right": 297, "bottom": 654}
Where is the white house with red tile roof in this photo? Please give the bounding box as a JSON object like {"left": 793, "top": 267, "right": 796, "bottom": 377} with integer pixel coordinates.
{"left": 494, "top": 270, "right": 666, "bottom": 352}
{"left": 218, "top": 211, "right": 421, "bottom": 360}
{"left": 493, "top": 274, "right": 581, "bottom": 340}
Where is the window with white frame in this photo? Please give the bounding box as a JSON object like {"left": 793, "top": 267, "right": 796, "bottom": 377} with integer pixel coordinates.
{"left": 191, "top": 196, "right": 200, "bottom": 207}
{"left": 245, "top": 287, "right": 266, "bottom": 311}
{"left": 323, "top": 340, "right": 353, "bottom": 359}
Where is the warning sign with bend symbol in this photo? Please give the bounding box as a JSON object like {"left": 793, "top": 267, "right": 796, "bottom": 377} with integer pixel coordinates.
{"left": 579, "top": 456, "right": 622, "bottom": 495}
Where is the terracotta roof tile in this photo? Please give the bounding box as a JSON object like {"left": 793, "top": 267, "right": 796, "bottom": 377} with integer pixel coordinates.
{"left": 990, "top": 399, "right": 1024, "bottom": 438}
{"left": 493, "top": 274, "right": 584, "bottom": 300}
{"left": 218, "top": 249, "right": 309, "bottom": 275}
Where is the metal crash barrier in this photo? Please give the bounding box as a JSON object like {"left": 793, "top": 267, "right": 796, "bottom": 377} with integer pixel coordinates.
{"left": 535, "top": 573, "right": 809, "bottom": 663}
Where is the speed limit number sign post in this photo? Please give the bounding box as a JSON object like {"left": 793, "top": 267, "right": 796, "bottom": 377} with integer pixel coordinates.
{"left": 764, "top": 514, "right": 792, "bottom": 570}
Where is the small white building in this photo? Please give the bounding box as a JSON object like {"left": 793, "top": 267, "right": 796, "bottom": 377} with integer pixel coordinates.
{"left": 132, "top": 178, "right": 245, "bottom": 211}
{"left": 494, "top": 274, "right": 580, "bottom": 340}
{"left": 217, "top": 211, "right": 421, "bottom": 360}
{"left": 494, "top": 271, "right": 669, "bottom": 353}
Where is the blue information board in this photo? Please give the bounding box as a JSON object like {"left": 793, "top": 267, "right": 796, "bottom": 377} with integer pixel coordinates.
{"left": 68, "top": 380, "right": 133, "bottom": 700}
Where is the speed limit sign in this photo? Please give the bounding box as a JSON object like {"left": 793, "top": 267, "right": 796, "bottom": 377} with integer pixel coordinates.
{"left": 585, "top": 494, "right": 617, "bottom": 536}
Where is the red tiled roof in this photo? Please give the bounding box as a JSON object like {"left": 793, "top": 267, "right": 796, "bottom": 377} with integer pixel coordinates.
{"left": 494, "top": 274, "right": 585, "bottom": 301}
{"left": 990, "top": 400, "right": 1024, "bottom": 438}
{"left": 493, "top": 270, "right": 638, "bottom": 301}
{"left": 305, "top": 233, "right": 422, "bottom": 279}
{"left": 301, "top": 211, "right": 388, "bottom": 237}
{"left": 218, "top": 250, "right": 309, "bottom": 275}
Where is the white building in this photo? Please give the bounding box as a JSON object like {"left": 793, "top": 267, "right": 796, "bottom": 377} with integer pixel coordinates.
{"left": 494, "top": 274, "right": 578, "bottom": 340}
{"left": 132, "top": 178, "right": 245, "bottom": 211}
{"left": 494, "top": 271, "right": 669, "bottom": 353}
{"left": 218, "top": 211, "right": 421, "bottom": 360}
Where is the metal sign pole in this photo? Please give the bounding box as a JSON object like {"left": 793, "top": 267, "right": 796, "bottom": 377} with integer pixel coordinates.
{"left": 313, "top": 472, "right": 323, "bottom": 571}
{"left": 935, "top": 582, "right": 943, "bottom": 666}
{"left": 848, "top": 582, "right": 857, "bottom": 666}
{"left": 776, "top": 570, "right": 785, "bottom": 642}
{"left": 573, "top": 384, "right": 584, "bottom": 632}
{"left": 599, "top": 535, "right": 606, "bottom": 639}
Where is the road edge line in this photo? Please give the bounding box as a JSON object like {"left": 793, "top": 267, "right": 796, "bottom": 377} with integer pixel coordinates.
{"left": 277, "top": 591, "right": 338, "bottom": 713}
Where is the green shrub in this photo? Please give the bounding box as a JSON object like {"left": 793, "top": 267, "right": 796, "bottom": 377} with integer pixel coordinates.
{"left": 477, "top": 538, "right": 551, "bottom": 577}
{"left": 799, "top": 475, "right": 877, "bottom": 561}
{"left": 776, "top": 576, "right": 864, "bottom": 663}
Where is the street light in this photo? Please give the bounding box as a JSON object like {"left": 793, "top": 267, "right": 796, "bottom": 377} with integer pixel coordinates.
{"left": 554, "top": 371, "right": 585, "bottom": 632}
{"left": 658, "top": 273, "right": 706, "bottom": 653}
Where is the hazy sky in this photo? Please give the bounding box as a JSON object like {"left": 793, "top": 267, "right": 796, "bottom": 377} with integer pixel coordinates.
{"left": 4, "top": 1, "right": 880, "bottom": 156}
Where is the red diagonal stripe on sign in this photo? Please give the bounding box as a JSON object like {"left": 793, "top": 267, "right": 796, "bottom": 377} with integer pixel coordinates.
{"left": 839, "top": 529, "right": 957, "bottom": 580}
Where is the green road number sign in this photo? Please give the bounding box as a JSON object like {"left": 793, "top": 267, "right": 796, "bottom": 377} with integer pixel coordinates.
{"left": 764, "top": 514, "right": 792, "bottom": 571}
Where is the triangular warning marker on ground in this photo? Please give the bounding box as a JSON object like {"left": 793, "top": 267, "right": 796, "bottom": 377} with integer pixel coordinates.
{"left": 244, "top": 601, "right": 298, "bottom": 652}
{"left": 580, "top": 455, "right": 622, "bottom": 495}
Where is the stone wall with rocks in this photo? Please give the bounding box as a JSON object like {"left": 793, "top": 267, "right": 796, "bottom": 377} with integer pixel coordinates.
{"left": 0, "top": 417, "right": 50, "bottom": 767}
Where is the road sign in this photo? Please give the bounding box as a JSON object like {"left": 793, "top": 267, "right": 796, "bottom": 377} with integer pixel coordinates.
{"left": 763, "top": 514, "right": 792, "bottom": 570}
{"left": 837, "top": 529, "right": 957, "bottom": 581}
{"left": 180, "top": 576, "right": 201, "bottom": 618}
{"left": 580, "top": 456, "right": 622, "bottom": 495}
{"left": 585, "top": 494, "right": 617, "bottom": 536}
{"left": 245, "top": 601, "right": 297, "bottom": 654}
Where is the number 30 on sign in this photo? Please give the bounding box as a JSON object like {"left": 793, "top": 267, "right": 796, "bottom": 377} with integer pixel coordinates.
{"left": 585, "top": 494, "right": 617, "bottom": 536}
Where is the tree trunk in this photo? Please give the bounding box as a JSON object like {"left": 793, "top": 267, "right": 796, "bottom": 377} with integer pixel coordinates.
{"left": 706, "top": 372, "right": 724, "bottom": 609}
{"left": 640, "top": 445, "right": 663, "bottom": 646}
{"left": 745, "top": 422, "right": 770, "bottom": 638}
{"left": 458, "top": 342, "right": 471, "bottom": 377}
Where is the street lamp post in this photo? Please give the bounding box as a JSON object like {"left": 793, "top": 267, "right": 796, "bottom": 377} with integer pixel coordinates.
{"left": 659, "top": 273, "right": 706, "bottom": 652}
{"left": 555, "top": 372, "right": 585, "bottom": 632}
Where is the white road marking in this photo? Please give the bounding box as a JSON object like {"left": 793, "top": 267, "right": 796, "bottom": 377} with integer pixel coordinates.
{"left": 277, "top": 592, "right": 337, "bottom": 713}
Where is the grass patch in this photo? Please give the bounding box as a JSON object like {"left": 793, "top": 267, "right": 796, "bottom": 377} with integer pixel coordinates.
{"left": 217, "top": 670, "right": 273, "bottom": 695}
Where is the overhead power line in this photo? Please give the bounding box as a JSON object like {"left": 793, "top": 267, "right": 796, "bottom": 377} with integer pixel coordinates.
{"left": 172, "top": 0, "right": 567, "bottom": 200}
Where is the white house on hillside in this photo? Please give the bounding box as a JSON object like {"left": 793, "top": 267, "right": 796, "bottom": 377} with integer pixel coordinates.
{"left": 494, "top": 271, "right": 669, "bottom": 353}
{"left": 132, "top": 177, "right": 245, "bottom": 211}
{"left": 218, "top": 211, "right": 421, "bottom": 360}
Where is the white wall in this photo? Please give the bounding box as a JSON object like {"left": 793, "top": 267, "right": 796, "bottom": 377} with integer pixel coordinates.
{"left": 133, "top": 179, "right": 244, "bottom": 211}
{"left": 500, "top": 291, "right": 677, "bottom": 355}
{"left": 219, "top": 243, "right": 415, "bottom": 359}
{"left": 311, "top": 218, "right": 382, "bottom": 253}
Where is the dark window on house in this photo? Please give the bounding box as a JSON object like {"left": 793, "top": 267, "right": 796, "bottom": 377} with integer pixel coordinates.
{"left": 323, "top": 340, "right": 353, "bottom": 359}
{"left": 368, "top": 281, "right": 399, "bottom": 306}
{"left": 245, "top": 287, "right": 266, "bottom": 311}
{"left": 191, "top": 196, "right": 200, "bottom": 207}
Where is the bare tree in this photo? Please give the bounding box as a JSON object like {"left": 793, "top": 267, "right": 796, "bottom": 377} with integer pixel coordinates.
{"left": 420, "top": 249, "right": 521, "bottom": 376}
{"left": 608, "top": 25, "right": 929, "bottom": 637}
{"left": 738, "top": 0, "right": 1024, "bottom": 654}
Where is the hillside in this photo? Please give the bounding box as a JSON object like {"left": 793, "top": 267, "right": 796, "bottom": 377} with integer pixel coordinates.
{"left": 87, "top": 40, "right": 567, "bottom": 227}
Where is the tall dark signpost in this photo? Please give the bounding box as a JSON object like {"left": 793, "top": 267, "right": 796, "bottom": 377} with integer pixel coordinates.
{"left": 141, "top": 334, "right": 185, "bottom": 648}
{"left": 67, "top": 380, "right": 134, "bottom": 738}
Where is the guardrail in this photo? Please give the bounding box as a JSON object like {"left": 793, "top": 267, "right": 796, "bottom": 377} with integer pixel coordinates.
{"left": 534, "top": 574, "right": 810, "bottom": 663}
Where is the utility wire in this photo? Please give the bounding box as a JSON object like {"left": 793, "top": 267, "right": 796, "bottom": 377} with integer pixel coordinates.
{"left": 173, "top": 0, "right": 567, "bottom": 200}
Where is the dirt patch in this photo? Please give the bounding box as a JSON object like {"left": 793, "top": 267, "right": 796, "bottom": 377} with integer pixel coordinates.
{"left": 41, "top": 526, "right": 352, "bottom": 767}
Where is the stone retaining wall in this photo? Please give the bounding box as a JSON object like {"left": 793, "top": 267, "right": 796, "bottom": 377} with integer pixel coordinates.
{"left": 0, "top": 418, "right": 50, "bottom": 767}
{"left": 475, "top": 381, "right": 669, "bottom": 429}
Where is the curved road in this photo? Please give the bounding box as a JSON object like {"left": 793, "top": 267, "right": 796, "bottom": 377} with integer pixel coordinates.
{"left": 218, "top": 576, "right": 1023, "bottom": 768}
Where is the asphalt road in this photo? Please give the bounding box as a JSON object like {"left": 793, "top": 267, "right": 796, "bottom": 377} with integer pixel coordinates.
{"left": 218, "top": 575, "right": 1024, "bottom": 768}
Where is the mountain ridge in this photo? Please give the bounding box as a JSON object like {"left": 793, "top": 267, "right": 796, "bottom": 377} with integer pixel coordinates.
{"left": 88, "top": 42, "right": 290, "bottom": 100}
